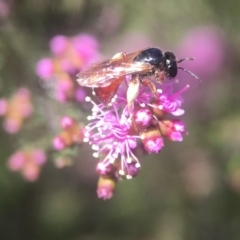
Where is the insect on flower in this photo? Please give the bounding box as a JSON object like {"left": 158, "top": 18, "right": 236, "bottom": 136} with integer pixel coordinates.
{"left": 76, "top": 47, "right": 199, "bottom": 108}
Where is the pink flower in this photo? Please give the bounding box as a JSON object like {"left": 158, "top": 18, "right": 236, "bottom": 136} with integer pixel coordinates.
{"left": 7, "top": 149, "right": 47, "bottom": 181}
{"left": 97, "top": 177, "right": 116, "bottom": 200}
{"left": 35, "top": 58, "right": 54, "bottom": 79}
{"left": 73, "top": 34, "right": 99, "bottom": 64}
{"left": 36, "top": 33, "right": 100, "bottom": 103}
{"left": 3, "top": 119, "right": 20, "bottom": 134}
{"left": 75, "top": 87, "right": 87, "bottom": 102}
{"left": 149, "top": 85, "right": 189, "bottom": 116}
{"left": 53, "top": 136, "right": 66, "bottom": 150}
{"left": 84, "top": 77, "right": 189, "bottom": 199}
{"left": 33, "top": 150, "right": 47, "bottom": 165}
{"left": 178, "top": 26, "right": 224, "bottom": 79}
{"left": 61, "top": 116, "right": 75, "bottom": 129}
{"left": 133, "top": 108, "right": 153, "bottom": 129}
{"left": 159, "top": 120, "right": 186, "bottom": 141}
{"left": 141, "top": 132, "right": 164, "bottom": 153}
{"left": 49, "top": 35, "right": 68, "bottom": 55}
{"left": 84, "top": 97, "right": 140, "bottom": 169}
{"left": 7, "top": 151, "right": 25, "bottom": 171}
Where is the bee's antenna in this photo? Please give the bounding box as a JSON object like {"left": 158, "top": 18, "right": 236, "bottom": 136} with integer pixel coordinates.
{"left": 177, "top": 58, "right": 200, "bottom": 81}
{"left": 177, "top": 57, "right": 194, "bottom": 63}
{"left": 178, "top": 66, "right": 200, "bottom": 81}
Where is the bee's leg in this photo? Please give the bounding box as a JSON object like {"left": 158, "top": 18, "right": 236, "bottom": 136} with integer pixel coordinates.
{"left": 141, "top": 78, "right": 158, "bottom": 99}
{"left": 127, "top": 75, "right": 140, "bottom": 109}
{"left": 154, "top": 70, "right": 165, "bottom": 84}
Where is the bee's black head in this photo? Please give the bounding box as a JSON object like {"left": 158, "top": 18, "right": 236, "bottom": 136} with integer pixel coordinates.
{"left": 163, "top": 51, "right": 178, "bottom": 79}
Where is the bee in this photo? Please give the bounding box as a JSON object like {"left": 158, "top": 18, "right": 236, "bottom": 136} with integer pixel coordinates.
{"left": 76, "top": 47, "right": 199, "bottom": 108}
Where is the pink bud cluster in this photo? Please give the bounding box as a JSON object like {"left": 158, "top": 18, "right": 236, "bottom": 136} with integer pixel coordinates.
{"left": 84, "top": 80, "right": 189, "bottom": 200}
{"left": 53, "top": 116, "right": 84, "bottom": 150}
{"left": 35, "top": 34, "right": 100, "bottom": 103}
{"left": 0, "top": 88, "right": 33, "bottom": 134}
{"left": 7, "top": 149, "right": 47, "bottom": 181}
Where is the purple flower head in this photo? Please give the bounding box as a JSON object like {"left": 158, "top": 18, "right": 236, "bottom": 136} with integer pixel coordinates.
{"left": 84, "top": 97, "right": 140, "bottom": 173}
{"left": 82, "top": 65, "right": 190, "bottom": 199}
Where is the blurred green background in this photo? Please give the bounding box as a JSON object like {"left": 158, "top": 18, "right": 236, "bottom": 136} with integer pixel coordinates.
{"left": 1, "top": 0, "right": 240, "bottom": 239}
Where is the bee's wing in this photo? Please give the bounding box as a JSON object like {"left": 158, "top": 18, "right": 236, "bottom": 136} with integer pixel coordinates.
{"left": 76, "top": 56, "right": 153, "bottom": 88}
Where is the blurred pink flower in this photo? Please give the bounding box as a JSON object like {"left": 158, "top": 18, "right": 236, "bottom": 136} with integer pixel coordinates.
{"left": 49, "top": 35, "right": 68, "bottom": 55}
{"left": 7, "top": 149, "right": 47, "bottom": 181}
{"left": 0, "top": 0, "right": 9, "bottom": 18}
{"left": 3, "top": 118, "right": 21, "bottom": 134}
{"left": 0, "top": 98, "right": 8, "bottom": 115}
{"left": 178, "top": 26, "right": 224, "bottom": 79}
{"left": 7, "top": 151, "right": 25, "bottom": 171}
{"left": 73, "top": 34, "right": 99, "bottom": 64}
{"left": 36, "top": 33, "right": 100, "bottom": 103}
{"left": 75, "top": 87, "right": 87, "bottom": 102}
{"left": 32, "top": 149, "right": 47, "bottom": 165}
{"left": 53, "top": 116, "right": 84, "bottom": 150}
{"left": 35, "top": 58, "right": 54, "bottom": 79}
{"left": 53, "top": 136, "right": 66, "bottom": 150}
{"left": 0, "top": 88, "right": 33, "bottom": 134}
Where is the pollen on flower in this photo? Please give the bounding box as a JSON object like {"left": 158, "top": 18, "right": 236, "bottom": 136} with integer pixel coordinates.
{"left": 127, "top": 158, "right": 132, "bottom": 163}
{"left": 92, "top": 144, "right": 100, "bottom": 150}
{"left": 135, "top": 163, "right": 141, "bottom": 168}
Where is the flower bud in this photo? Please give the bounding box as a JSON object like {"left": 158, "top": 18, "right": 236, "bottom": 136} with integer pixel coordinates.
{"left": 150, "top": 100, "right": 166, "bottom": 119}
{"left": 140, "top": 127, "right": 164, "bottom": 153}
{"left": 97, "top": 176, "right": 116, "bottom": 200}
{"left": 119, "top": 161, "right": 140, "bottom": 179}
{"left": 159, "top": 119, "right": 185, "bottom": 141}
{"left": 133, "top": 107, "right": 153, "bottom": 129}
{"left": 61, "top": 116, "right": 75, "bottom": 130}
{"left": 96, "top": 162, "right": 116, "bottom": 177}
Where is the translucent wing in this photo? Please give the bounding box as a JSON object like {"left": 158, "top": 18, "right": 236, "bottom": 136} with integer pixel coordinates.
{"left": 76, "top": 52, "right": 153, "bottom": 88}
